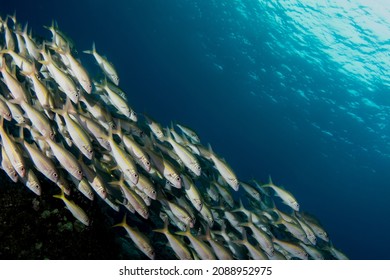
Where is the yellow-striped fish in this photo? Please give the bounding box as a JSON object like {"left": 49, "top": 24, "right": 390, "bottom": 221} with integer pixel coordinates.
{"left": 208, "top": 145, "right": 239, "bottom": 191}
{"left": 84, "top": 43, "right": 119, "bottom": 85}
{"left": 1, "top": 146, "right": 18, "bottom": 182}
{"left": 262, "top": 176, "right": 300, "bottom": 211}
{"left": 113, "top": 215, "right": 155, "bottom": 259}
{"left": 175, "top": 226, "right": 216, "bottom": 260}
{"left": 0, "top": 117, "right": 26, "bottom": 177}
{"left": 153, "top": 214, "right": 192, "bottom": 260}
{"left": 53, "top": 191, "right": 90, "bottom": 226}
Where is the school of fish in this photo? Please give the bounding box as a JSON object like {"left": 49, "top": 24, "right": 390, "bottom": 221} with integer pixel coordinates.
{"left": 0, "top": 13, "right": 347, "bottom": 260}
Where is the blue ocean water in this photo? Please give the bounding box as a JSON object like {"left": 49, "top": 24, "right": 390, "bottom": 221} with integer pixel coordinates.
{"left": 2, "top": 0, "right": 389, "bottom": 259}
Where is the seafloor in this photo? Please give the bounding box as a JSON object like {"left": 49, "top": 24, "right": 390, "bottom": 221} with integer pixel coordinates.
{"left": 0, "top": 174, "right": 170, "bottom": 260}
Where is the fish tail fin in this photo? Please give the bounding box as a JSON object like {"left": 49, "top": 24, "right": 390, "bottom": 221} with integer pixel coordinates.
{"left": 53, "top": 189, "right": 65, "bottom": 201}
{"left": 38, "top": 41, "right": 48, "bottom": 55}
{"left": 268, "top": 175, "right": 274, "bottom": 186}
{"left": 152, "top": 227, "right": 167, "bottom": 235}
{"left": 170, "top": 121, "right": 176, "bottom": 134}
{"left": 153, "top": 214, "right": 170, "bottom": 235}
{"left": 149, "top": 131, "right": 156, "bottom": 143}
{"left": 108, "top": 173, "right": 125, "bottom": 189}
{"left": 52, "top": 97, "right": 70, "bottom": 116}
{"left": 103, "top": 77, "right": 109, "bottom": 87}
{"left": 93, "top": 80, "right": 103, "bottom": 92}
{"left": 174, "top": 224, "right": 191, "bottom": 237}
{"left": 22, "top": 22, "right": 28, "bottom": 36}
{"left": 231, "top": 198, "right": 245, "bottom": 213}
{"left": 143, "top": 113, "right": 152, "bottom": 125}
{"left": 231, "top": 239, "right": 243, "bottom": 246}
{"left": 274, "top": 215, "right": 284, "bottom": 226}
{"left": 112, "top": 214, "right": 127, "bottom": 228}
{"left": 156, "top": 188, "right": 168, "bottom": 203}
{"left": 14, "top": 121, "right": 31, "bottom": 131}
{"left": 114, "top": 118, "right": 123, "bottom": 138}
{"left": 231, "top": 228, "right": 248, "bottom": 245}
{"left": 43, "top": 23, "right": 51, "bottom": 32}
{"left": 252, "top": 179, "right": 265, "bottom": 192}
{"left": 8, "top": 11, "right": 16, "bottom": 25}
{"left": 239, "top": 197, "right": 247, "bottom": 210}
{"left": 48, "top": 43, "right": 64, "bottom": 54}
{"left": 43, "top": 20, "right": 56, "bottom": 33}
{"left": 161, "top": 128, "right": 170, "bottom": 143}
{"left": 3, "top": 16, "right": 9, "bottom": 27}
{"left": 7, "top": 93, "right": 26, "bottom": 107}
{"left": 31, "top": 128, "right": 48, "bottom": 142}
{"left": 205, "top": 143, "right": 214, "bottom": 160}
{"left": 79, "top": 93, "right": 86, "bottom": 103}
{"left": 15, "top": 123, "right": 26, "bottom": 144}
{"left": 38, "top": 58, "right": 50, "bottom": 66}
{"left": 83, "top": 42, "right": 96, "bottom": 55}
{"left": 247, "top": 212, "right": 253, "bottom": 224}
{"left": 83, "top": 50, "right": 92, "bottom": 55}
{"left": 238, "top": 221, "right": 250, "bottom": 228}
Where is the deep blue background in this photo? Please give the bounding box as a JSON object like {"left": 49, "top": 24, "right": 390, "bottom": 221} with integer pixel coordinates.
{"left": 1, "top": 0, "right": 389, "bottom": 259}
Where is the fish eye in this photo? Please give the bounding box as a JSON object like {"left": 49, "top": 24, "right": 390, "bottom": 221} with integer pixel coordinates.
{"left": 21, "top": 167, "right": 25, "bottom": 171}
{"left": 77, "top": 170, "right": 82, "bottom": 175}
{"left": 176, "top": 177, "right": 180, "bottom": 181}
{"left": 53, "top": 173, "right": 58, "bottom": 178}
